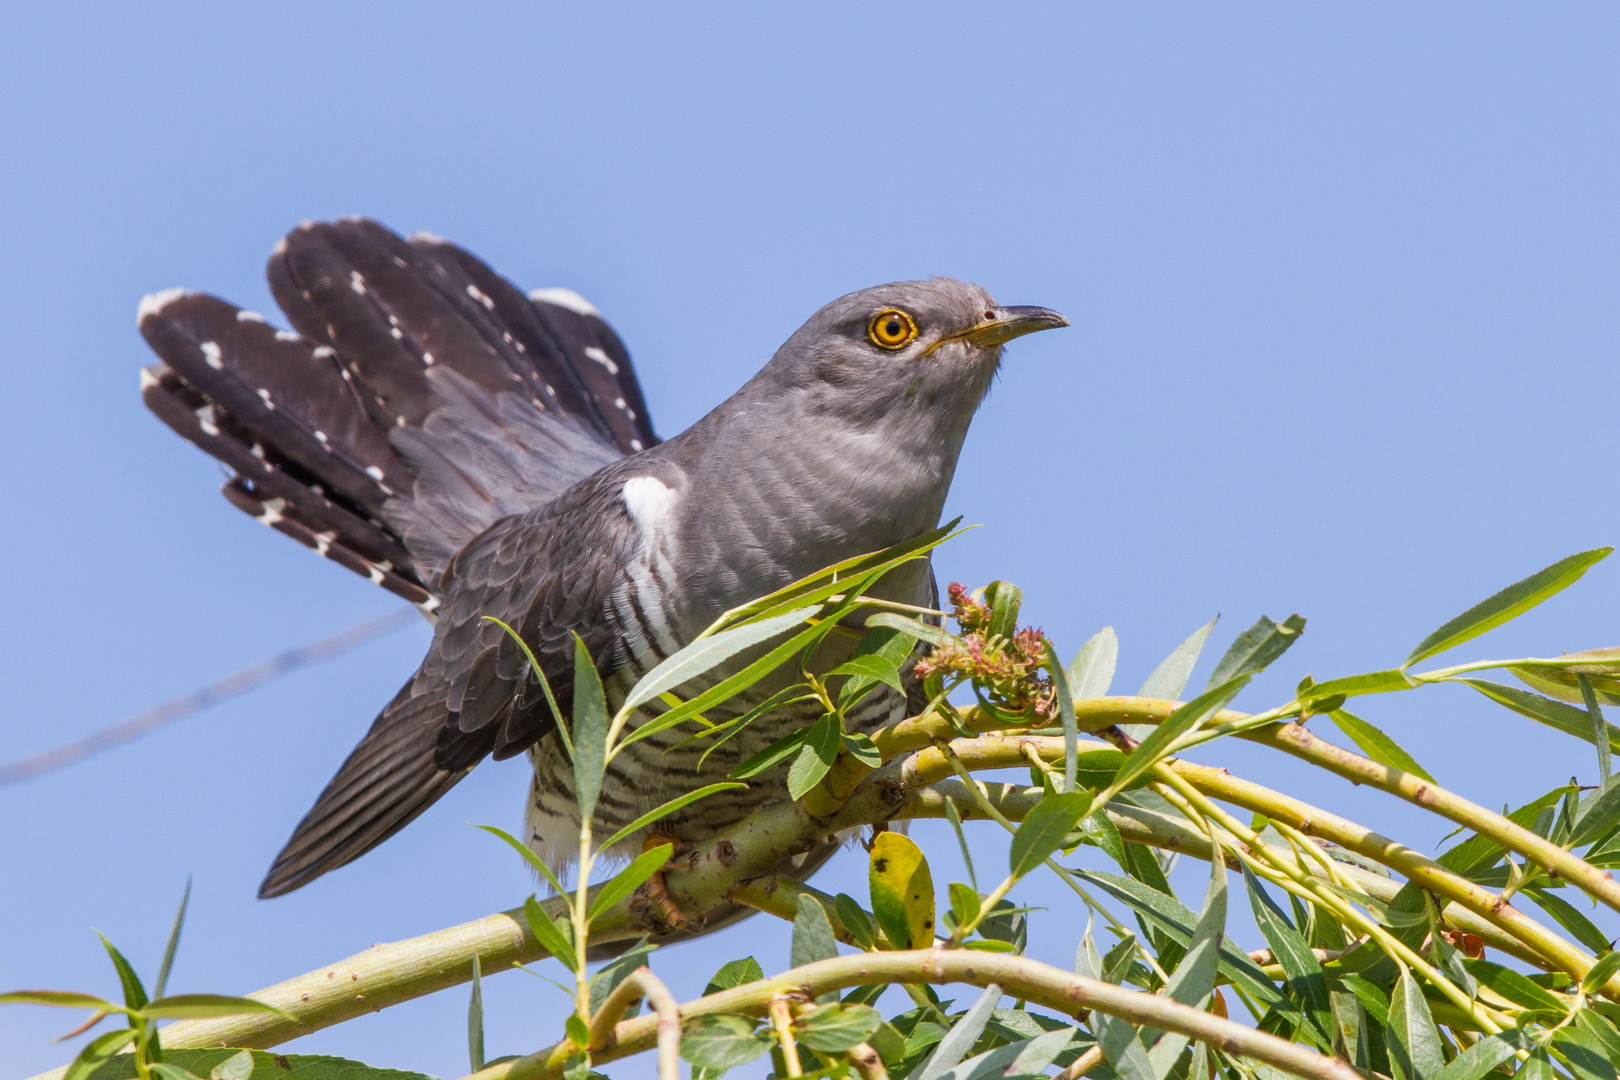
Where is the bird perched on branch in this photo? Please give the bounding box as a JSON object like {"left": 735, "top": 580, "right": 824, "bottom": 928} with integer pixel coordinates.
{"left": 139, "top": 219, "right": 1066, "bottom": 940}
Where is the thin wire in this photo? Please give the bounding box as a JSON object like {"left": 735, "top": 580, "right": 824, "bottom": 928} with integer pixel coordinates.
{"left": 0, "top": 607, "right": 420, "bottom": 786}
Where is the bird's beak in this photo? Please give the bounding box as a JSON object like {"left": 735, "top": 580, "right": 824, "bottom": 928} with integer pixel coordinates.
{"left": 927, "top": 306, "right": 1070, "bottom": 354}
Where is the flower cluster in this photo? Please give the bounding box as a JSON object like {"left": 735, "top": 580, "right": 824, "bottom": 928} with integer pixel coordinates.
{"left": 913, "top": 581, "right": 1055, "bottom": 720}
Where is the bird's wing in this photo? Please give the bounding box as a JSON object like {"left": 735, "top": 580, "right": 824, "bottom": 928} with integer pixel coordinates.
{"left": 141, "top": 219, "right": 658, "bottom": 600}
{"left": 258, "top": 467, "right": 651, "bottom": 897}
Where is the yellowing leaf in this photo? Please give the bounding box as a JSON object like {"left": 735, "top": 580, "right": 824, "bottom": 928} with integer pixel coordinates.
{"left": 868, "top": 832, "right": 935, "bottom": 949}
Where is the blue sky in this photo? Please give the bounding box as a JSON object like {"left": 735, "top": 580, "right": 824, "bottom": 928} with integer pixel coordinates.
{"left": 4, "top": 5, "right": 1620, "bottom": 1078}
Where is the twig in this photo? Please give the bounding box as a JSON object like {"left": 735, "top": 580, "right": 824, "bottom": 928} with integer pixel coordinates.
{"left": 769, "top": 995, "right": 803, "bottom": 1077}
{"left": 586, "top": 968, "right": 679, "bottom": 1080}
{"left": 1057, "top": 1045, "right": 1106, "bottom": 1079}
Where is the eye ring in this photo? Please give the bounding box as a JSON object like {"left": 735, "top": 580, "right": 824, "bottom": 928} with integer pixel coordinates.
{"left": 867, "top": 309, "right": 918, "bottom": 350}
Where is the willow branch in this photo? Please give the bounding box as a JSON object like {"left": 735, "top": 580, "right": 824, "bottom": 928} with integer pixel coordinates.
{"left": 458, "top": 949, "right": 1362, "bottom": 1080}
{"left": 587, "top": 968, "right": 679, "bottom": 1080}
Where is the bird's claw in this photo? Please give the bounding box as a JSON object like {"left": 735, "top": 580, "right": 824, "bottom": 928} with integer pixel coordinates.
{"left": 642, "top": 835, "right": 691, "bottom": 932}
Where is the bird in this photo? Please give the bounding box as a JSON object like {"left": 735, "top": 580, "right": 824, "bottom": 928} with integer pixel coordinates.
{"left": 138, "top": 218, "right": 1067, "bottom": 940}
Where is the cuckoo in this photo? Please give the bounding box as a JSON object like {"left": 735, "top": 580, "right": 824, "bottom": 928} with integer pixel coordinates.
{"left": 138, "top": 219, "right": 1067, "bottom": 939}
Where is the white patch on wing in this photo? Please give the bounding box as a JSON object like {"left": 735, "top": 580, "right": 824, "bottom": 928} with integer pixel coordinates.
{"left": 139, "top": 365, "right": 163, "bottom": 390}
{"left": 621, "top": 476, "right": 678, "bottom": 532}
{"left": 236, "top": 310, "right": 266, "bottom": 323}
{"left": 137, "top": 287, "right": 188, "bottom": 323}
{"left": 193, "top": 404, "right": 219, "bottom": 436}
{"left": 350, "top": 270, "right": 366, "bottom": 295}
{"left": 629, "top": 439, "right": 644, "bottom": 452}
{"left": 466, "top": 283, "right": 495, "bottom": 310}
{"left": 275, "top": 329, "right": 302, "bottom": 342}
{"left": 528, "top": 287, "right": 600, "bottom": 317}
{"left": 584, "top": 345, "right": 619, "bottom": 375}
{"left": 365, "top": 465, "right": 385, "bottom": 481}
{"left": 200, "top": 341, "right": 223, "bottom": 369}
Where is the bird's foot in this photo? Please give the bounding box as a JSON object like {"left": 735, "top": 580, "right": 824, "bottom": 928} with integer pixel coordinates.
{"left": 641, "top": 835, "right": 690, "bottom": 932}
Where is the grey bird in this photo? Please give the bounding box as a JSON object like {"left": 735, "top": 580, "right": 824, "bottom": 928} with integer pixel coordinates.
{"left": 139, "top": 219, "right": 1067, "bottom": 935}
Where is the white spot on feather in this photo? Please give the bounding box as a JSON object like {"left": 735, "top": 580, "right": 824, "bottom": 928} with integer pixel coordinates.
{"left": 139, "top": 365, "right": 163, "bottom": 390}
{"left": 236, "top": 310, "right": 265, "bottom": 323}
{"left": 313, "top": 346, "right": 337, "bottom": 359}
{"left": 365, "top": 465, "right": 385, "bottom": 481}
{"left": 314, "top": 430, "right": 329, "bottom": 444}
{"left": 630, "top": 439, "right": 644, "bottom": 452}
{"left": 421, "top": 351, "right": 434, "bottom": 366}
{"left": 137, "top": 288, "right": 188, "bottom": 323}
{"left": 194, "top": 405, "right": 219, "bottom": 436}
{"left": 257, "top": 389, "right": 275, "bottom": 410}
{"left": 622, "top": 476, "right": 678, "bottom": 532}
{"left": 257, "top": 498, "right": 286, "bottom": 526}
{"left": 200, "top": 341, "right": 223, "bottom": 369}
{"left": 584, "top": 346, "right": 618, "bottom": 375}
{"left": 390, "top": 327, "right": 403, "bottom": 339}
{"left": 529, "top": 288, "right": 600, "bottom": 317}
{"left": 350, "top": 271, "right": 366, "bottom": 295}
{"left": 466, "top": 283, "right": 495, "bottom": 310}
{"left": 275, "top": 330, "right": 301, "bottom": 342}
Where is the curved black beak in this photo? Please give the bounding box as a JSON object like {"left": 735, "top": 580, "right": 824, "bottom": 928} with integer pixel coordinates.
{"left": 961, "top": 305, "right": 1070, "bottom": 348}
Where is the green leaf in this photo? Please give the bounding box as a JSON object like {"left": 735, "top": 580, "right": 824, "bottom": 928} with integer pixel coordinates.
{"left": 63, "top": 1028, "right": 136, "bottom": 1080}
{"left": 1113, "top": 676, "right": 1249, "bottom": 791}
{"left": 570, "top": 634, "right": 608, "bottom": 822}
{"left": 1579, "top": 675, "right": 1612, "bottom": 788}
{"left": 1458, "top": 679, "right": 1620, "bottom": 756}
{"left": 961, "top": 939, "right": 1017, "bottom": 953}
{"left": 140, "top": 995, "right": 295, "bottom": 1021}
{"left": 564, "top": 1013, "right": 589, "bottom": 1049}
{"left": 0, "top": 990, "right": 121, "bottom": 1011}
{"left": 794, "top": 1002, "right": 883, "bottom": 1052}
{"left": 97, "top": 934, "right": 149, "bottom": 1015}
{"left": 1138, "top": 618, "right": 1218, "bottom": 700}
{"left": 209, "top": 1050, "right": 254, "bottom": 1080}
{"left": 1571, "top": 782, "right": 1620, "bottom": 848}
{"left": 475, "top": 824, "right": 570, "bottom": 899}
{"left": 1523, "top": 887, "right": 1613, "bottom": 955}
{"left": 935, "top": 1029, "right": 1077, "bottom": 1080}
{"left": 81, "top": 1049, "right": 436, "bottom": 1080}
{"left": 523, "top": 895, "right": 580, "bottom": 973}
{"left": 977, "top": 899, "right": 1028, "bottom": 954}
{"left": 865, "top": 612, "right": 952, "bottom": 648}
{"left": 948, "top": 883, "right": 982, "bottom": 933}
{"left": 1046, "top": 640, "right": 1079, "bottom": 792}
{"left": 680, "top": 1014, "right": 773, "bottom": 1071}
{"left": 620, "top": 605, "right": 821, "bottom": 716}
{"left": 832, "top": 655, "right": 905, "bottom": 704}
{"left": 1432, "top": 1032, "right": 1522, "bottom": 1080}
{"left": 1574, "top": 1012, "right": 1620, "bottom": 1063}
{"left": 1302, "top": 669, "right": 1416, "bottom": 705}
{"left": 842, "top": 732, "right": 882, "bottom": 769}
{"left": 702, "top": 957, "right": 763, "bottom": 997}
{"left": 1552, "top": 1027, "right": 1618, "bottom": 1080}
{"left": 792, "top": 893, "right": 839, "bottom": 972}
{"left": 1069, "top": 627, "right": 1118, "bottom": 698}
{"left": 1242, "top": 867, "right": 1332, "bottom": 1045}
{"left": 915, "top": 983, "right": 1001, "bottom": 1080}
{"left": 869, "top": 832, "right": 935, "bottom": 949}
{"left": 1385, "top": 971, "right": 1444, "bottom": 1080}
{"left": 1148, "top": 852, "right": 1230, "bottom": 1076}
{"left": 154, "top": 875, "right": 191, "bottom": 1001}
{"left": 1008, "top": 791, "right": 1093, "bottom": 879}
{"left": 728, "top": 726, "right": 810, "bottom": 780}
{"left": 589, "top": 936, "right": 655, "bottom": 1017}
{"left": 1077, "top": 808, "right": 1128, "bottom": 869}
{"left": 1461, "top": 957, "right": 1567, "bottom": 1014}
{"left": 598, "top": 783, "right": 748, "bottom": 851}
{"left": 467, "top": 953, "right": 484, "bottom": 1074}
{"left": 1208, "top": 614, "right": 1306, "bottom": 690}
{"left": 1326, "top": 709, "right": 1437, "bottom": 785}
{"left": 587, "top": 843, "right": 673, "bottom": 923}
{"left": 149, "top": 1064, "right": 204, "bottom": 1080}
{"left": 833, "top": 895, "right": 877, "bottom": 951}
{"left": 1404, "top": 548, "right": 1612, "bottom": 668}
{"left": 984, "top": 580, "right": 1022, "bottom": 642}
{"left": 481, "top": 616, "right": 570, "bottom": 761}
{"left": 786, "top": 713, "right": 841, "bottom": 800}
{"left": 1436, "top": 784, "right": 1569, "bottom": 877}
{"left": 1584, "top": 950, "right": 1620, "bottom": 994}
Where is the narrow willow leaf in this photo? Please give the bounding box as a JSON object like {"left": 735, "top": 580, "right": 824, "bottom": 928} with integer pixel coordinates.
{"left": 590, "top": 936, "right": 655, "bottom": 1017}
{"left": 1404, "top": 548, "right": 1612, "bottom": 668}
{"left": 936, "top": 1029, "right": 1075, "bottom": 1080}
{"left": 786, "top": 712, "right": 841, "bottom": 800}
{"left": 1008, "top": 791, "right": 1092, "bottom": 879}
{"left": 1458, "top": 679, "right": 1620, "bottom": 755}
{"left": 149, "top": 1064, "right": 203, "bottom": 1080}
{"left": 869, "top": 831, "right": 935, "bottom": 948}
{"left": 0, "top": 991, "right": 120, "bottom": 1011}
{"left": 1574, "top": 1012, "right": 1620, "bottom": 1062}
{"left": 834, "top": 894, "right": 876, "bottom": 951}
{"left": 832, "top": 654, "right": 904, "bottom": 704}
{"left": 1242, "top": 867, "right": 1332, "bottom": 1044}
{"left": 570, "top": 634, "right": 607, "bottom": 822}
{"left": 1113, "top": 676, "right": 1249, "bottom": 791}
{"left": 680, "top": 1014, "right": 773, "bottom": 1070}
{"left": 793, "top": 1002, "right": 883, "bottom": 1053}
{"left": 1327, "top": 709, "right": 1437, "bottom": 784}
{"left": 587, "top": 843, "right": 673, "bottom": 923}
{"left": 1436, "top": 784, "right": 1569, "bottom": 877}
{"left": 1523, "top": 887, "right": 1613, "bottom": 955}
{"left": 141, "top": 994, "right": 294, "bottom": 1021}
{"left": 62, "top": 1028, "right": 136, "bottom": 1080}
{"left": 1208, "top": 614, "right": 1305, "bottom": 690}
{"left": 523, "top": 895, "right": 579, "bottom": 973}
{"left": 1569, "top": 781, "right": 1620, "bottom": 848}
{"left": 947, "top": 883, "right": 982, "bottom": 933}
{"left": 98, "top": 934, "right": 149, "bottom": 1015}
{"left": 1386, "top": 971, "right": 1444, "bottom": 1080}
{"left": 728, "top": 726, "right": 809, "bottom": 780}
{"left": 1551, "top": 1028, "right": 1617, "bottom": 1080}
{"left": 915, "top": 983, "right": 1000, "bottom": 1080}
{"left": 598, "top": 783, "right": 748, "bottom": 851}
{"left": 1077, "top": 808, "right": 1128, "bottom": 869}
{"left": 1512, "top": 655, "right": 1620, "bottom": 706}
{"left": 984, "top": 580, "right": 1022, "bottom": 643}
{"left": 1046, "top": 640, "right": 1078, "bottom": 791}
{"left": 475, "top": 824, "right": 570, "bottom": 899}
{"left": 942, "top": 795, "right": 977, "bottom": 889}
{"left": 1584, "top": 951, "right": 1620, "bottom": 994}
{"left": 1302, "top": 669, "right": 1415, "bottom": 703}
{"left": 467, "top": 953, "right": 484, "bottom": 1074}
{"left": 1431, "top": 1033, "right": 1521, "bottom": 1080}
{"left": 482, "top": 616, "right": 570, "bottom": 760}
{"left": 1461, "top": 958, "right": 1567, "bottom": 1013}
{"left": 1069, "top": 626, "right": 1119, "bottom": 698}
{"left": 1138, "top": 617, "right": 1218, "bottom": 700}
{"left": 1148, "top": 852, "right": 1229, "bottom": 1076}
{"left": 153, "top": 875, "right": 191, "bottom": 1002}
{"left": 1580, "top": 674, "right": 1613, "bottom": 788}
{"left": 792, "top": 893, "right": 839, "bottom": 971}
{"left": 866, "top": 612, "right": 952, "bottom": 648}
{"left": 621, "top": 605, "right": 821, "bottom": 716}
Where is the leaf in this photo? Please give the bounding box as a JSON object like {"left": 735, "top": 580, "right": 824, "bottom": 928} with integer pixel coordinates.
{"left": 1326, "top": 709, "right": 1438, "bottom": 785}
{"left": 1148, "top": 852, "right": 1230, "bottom": 1076}
{"left": 154, "top": 875, "right": 191, "bottom": 1001}
{"left": 621, "top": 605, "right": 822, "bottom": 715}
{"left": 1046, "top": 640, "right": 1078, "bottom": 792}
{"left": 1458, "top": 679, "right": 1620, "bottom": 756}
{"left": 1552, "top": 1027, "right": 1618, "bottom": 1080}
{"left": 466, "top": 954, "right": 484, "bottom": 1074}
{"left": 794, "top": 1002, "right": 883, "bottom": 1052}
{"left": 1572, "top": 782, "right": 1620, "bottom": 848}
{"left": 869, "top": 832, "right": 935, "bottom": 949}
{"left": 1208, "top": 614, "right": 1306, "bottom": 690}
{"left": 149, "top": 1065, "right": 204, "bottom": 1080}
{"left": 1586, "top": 951, "right": 1620, "bottom": 994}
{"left": 842, "top": 732, "right": 882, "bottom": 768}
{"left": 977, "top": 899, "right": 1028, "bottom": 954}
{"left": 948, "top": 883, "right": 982, "bottom": 933}
{"left": 680, "top": 1014, "right": 773, "bottom": 1070}
{"left": 62, "top": 1028, "right": 136, "bottom": 1080}
{"left": 1436, "top": 784, "right": 1569, "bottom": 877}
{"left": 1113, "top": 676, "right": 1249, "bottom": 791}
{"left": 475, "top": 824, "right": 570, "bottom": 899}
{"left": 834, "top": 894, "right": 877, "bottom": 951}
{"left": 728, "top": 726, "right": 810, "bottom": 780}
{"left": 598, "top": 783, "right": 749, "bottom": 851}
{"left": 1385, "top": 971, "right": 1445, "bottom": 1080}
{"left": 1432, "top": 1033, "right": 1522, "bottom": 1080}
{"left": 866, "top": 612, "right": 952, "bottom": 648}
{"left": 786, "top": 712, "right": 841, "bottom": 800}
{"left": 1069, "top": 627, "right": 1119, "bottom": 698}
{"left": 1579, "top": 675, "right": 1613, "bottom": 788}
{"left": 209, "top": 1050, "right": 254, "bottom": 1080}
{"left": 703, "top": 957, "right": 764, "bottom": 996}
{"left": 97, "top": 934, "right": 149, "bottom": 1015}
{"left": 1461, "top": 958, "right": 1567, "bottom": 1014}
{"left": 1302, "top": 669, "right": 1416, "bottom": 703}
{"left": 792, "top": 893, "right": 839, "bottom": 975}
{"left": 79, "top": 1049, "right": 436, "bottom": 1080}
{"left": 587, "top": 843, "right": 673, "bottom": 922}
{"left": 0, "top": 990, "right": 121, "bottom": 1011}
{"left": 1138, "top": 618, "right": 1218, "bottom": 700}
{"left": 523, "top": 895, "right": 580, "bottom": 973}
{"left": 832, "top": 655, "right": 905, "bottom": 704}
{"left": 914, "top": 983, "right": 1001, "bottom": 1080}
{"left": 984, "top": 580, "right": 1022, "bottom": 643}
{"left": 928, "top": 1028, "right": 1076, "bottom": 1080}
{"left": 960, "top": 939, "right": 1016, "bottom": 953}
{"left": 1523, "top": 887, "right": 1613, "bottom": 955}
{"left": 1404, "top": 548, "right": 1612, "bottom": 668}
{"left": 590, "top": 936, "right": 656, "bottom": 1017}
{"left": 1008, "top": 791, "right": 1093, "bottom": 879}
{"left": 570, "top": 635, "right": 608, "bottom": 822}
{"left": 1077, "top": 808, "right": 1129, "bottom": 868}
{"left": 1242, "top": 867, "right": 1332, "bottom": 1045}
{"left": 140, "top": 995, "right": 295, "bottom": 1021}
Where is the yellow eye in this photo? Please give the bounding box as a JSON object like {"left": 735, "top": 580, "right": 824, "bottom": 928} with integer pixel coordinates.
{"left": 868, "top": 309, "right": 918, "bottom": 350}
